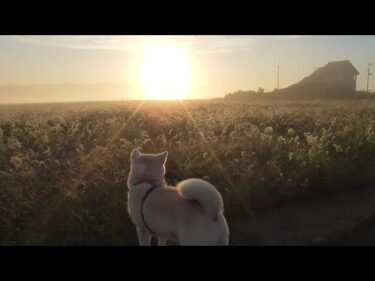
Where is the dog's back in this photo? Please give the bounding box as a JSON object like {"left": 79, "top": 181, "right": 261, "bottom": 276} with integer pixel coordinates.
{"left": 142, "top": 179, "right": 229, "bottom": 245}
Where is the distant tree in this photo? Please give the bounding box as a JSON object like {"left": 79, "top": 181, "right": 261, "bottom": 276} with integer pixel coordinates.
{"left": 225, "top": 88, "right": 268, "bottom": 101}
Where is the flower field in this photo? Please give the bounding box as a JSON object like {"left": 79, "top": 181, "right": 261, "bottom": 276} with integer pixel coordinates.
{"left": 1, "top": 99, "right": 375, "bottom": 245}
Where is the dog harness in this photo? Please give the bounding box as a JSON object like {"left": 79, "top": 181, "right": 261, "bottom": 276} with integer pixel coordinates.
{"left": 139, "top": 183, "right": 160, "bottom": 235}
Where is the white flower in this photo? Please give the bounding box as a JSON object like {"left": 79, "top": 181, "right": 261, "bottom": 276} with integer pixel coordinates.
{"left": 7, "top": 138, "right": 21, "bottom": 150}
{"left": 278, "top": 136, "right": 286, "bottom": 143}
{"left": 10, "top": 156, "right": 23, "bottom": 170}
{"left": 264, "top": 126, "right": 274, "bottom": 134}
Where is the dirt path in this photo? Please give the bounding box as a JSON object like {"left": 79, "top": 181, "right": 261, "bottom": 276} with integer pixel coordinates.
{"left": 340, "top": 223, "right": 375, "bottom": 245}
{"left": 228, "top": 185, "right": 375, "bottom": 245}
{"left": 316, "top": 217, "right": 375, "bottom": 245}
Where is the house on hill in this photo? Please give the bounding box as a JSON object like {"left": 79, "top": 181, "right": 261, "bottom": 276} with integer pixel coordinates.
{"left": 224, "top": 60, "right": 361, "bottom": 101}
{"left": 299, "top": 60, "right": 359, "bottom": 92}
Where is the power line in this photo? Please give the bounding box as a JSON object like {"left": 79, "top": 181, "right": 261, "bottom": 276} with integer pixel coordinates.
{"left": 367, "top": 63, "right": 374, "bottom": 93}
{"left": 277, "top": 64, "right": 280, "bottom": 89}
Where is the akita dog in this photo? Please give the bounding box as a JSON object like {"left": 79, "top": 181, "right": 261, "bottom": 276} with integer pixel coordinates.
{"left": 127, "top": 149, "right": 229, "bottom": 246}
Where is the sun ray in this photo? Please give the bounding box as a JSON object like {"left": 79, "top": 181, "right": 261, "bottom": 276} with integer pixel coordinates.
{"left": 82, "top": 100, "right": 145, "bottom": 171}
{"left": 25, "top": 100, "right": 146, "bottom": 243}
{"left": 178, "top": 100, "right": 262, "bottom": 236}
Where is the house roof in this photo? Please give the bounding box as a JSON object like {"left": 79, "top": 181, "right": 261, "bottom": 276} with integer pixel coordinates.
{"left": 300, "top": 60, "right": 359, "bottom": 84}
{"left": 321, "top": 60, "right": 359, "bottom": 75}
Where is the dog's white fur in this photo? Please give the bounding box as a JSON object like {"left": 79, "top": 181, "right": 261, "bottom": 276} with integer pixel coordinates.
{"left": 127, "top": 149, "right": 229, "bottom": 246}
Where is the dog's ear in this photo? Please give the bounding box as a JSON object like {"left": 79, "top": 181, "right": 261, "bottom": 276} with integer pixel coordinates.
{"left": 131, "top": 149, "right": 141, "bottom": 162}
{"left": 157, "top": 151, "right": 168, "bottom": 164}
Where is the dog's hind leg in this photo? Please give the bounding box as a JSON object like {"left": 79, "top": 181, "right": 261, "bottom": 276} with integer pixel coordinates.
{"left": 136, "top": 226, "right": 152, "bottom": 246}
{"left": 158, "top": 237, "right": 167, "bottom": 246}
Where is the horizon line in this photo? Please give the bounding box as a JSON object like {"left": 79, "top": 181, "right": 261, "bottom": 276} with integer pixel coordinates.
{"left": 0, "top": 97, "right": 225, "bottom": 106}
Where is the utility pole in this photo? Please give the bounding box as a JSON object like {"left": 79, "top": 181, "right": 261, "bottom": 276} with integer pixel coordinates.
{"left": 367, "top": 63, "right": 374, "bottom": 93}
{"left": 277, "top": 64, "right": 280, "bottom": 90}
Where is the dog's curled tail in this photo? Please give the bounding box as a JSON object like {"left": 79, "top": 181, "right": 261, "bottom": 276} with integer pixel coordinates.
{"left": 177, "top": 178, "right": 224, "bottom": 220}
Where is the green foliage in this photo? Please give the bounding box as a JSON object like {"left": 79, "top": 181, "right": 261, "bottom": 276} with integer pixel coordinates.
{"left": 1, "top": 100, "right": 375, "bottom": 244}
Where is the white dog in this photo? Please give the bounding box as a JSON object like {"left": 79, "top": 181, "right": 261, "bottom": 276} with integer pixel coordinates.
{"left": 127, "top": 149, "right": 229, "bottom": 246}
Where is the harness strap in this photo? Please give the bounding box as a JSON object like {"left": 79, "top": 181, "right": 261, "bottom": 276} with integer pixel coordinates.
{"left": 141, "top": 185, "right": 159, "bottom": 235}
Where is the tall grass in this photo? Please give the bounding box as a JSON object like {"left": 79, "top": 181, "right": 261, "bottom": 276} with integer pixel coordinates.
{"left": 1, "top": 100, "right": 375, "bottom": 244}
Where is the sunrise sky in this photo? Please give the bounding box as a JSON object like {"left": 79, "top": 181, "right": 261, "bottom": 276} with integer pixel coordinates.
{"left": 0, "top": 35, "right": 375, "bottom": 102}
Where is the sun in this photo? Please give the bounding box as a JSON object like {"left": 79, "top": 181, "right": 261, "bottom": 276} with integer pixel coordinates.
{"left": 139, "top": 43, "right": 192, "bottom": 100}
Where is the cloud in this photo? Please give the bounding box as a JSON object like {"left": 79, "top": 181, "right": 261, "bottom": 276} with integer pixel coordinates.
{"left": 10, "top": 35, "right": 148, "bottom": 51}
{"left": 273, "top": 35, "right": 306, "bottom": 40}
{"left": 9, "top": 35, "right": 257, "bottom": 54}
{"left": 192, "top": 36, "right": 257, "bottom": 54}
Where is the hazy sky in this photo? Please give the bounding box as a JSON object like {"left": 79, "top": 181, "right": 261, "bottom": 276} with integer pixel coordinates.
{"left": 1, "top": 35, "right": 375, "bottom": 101}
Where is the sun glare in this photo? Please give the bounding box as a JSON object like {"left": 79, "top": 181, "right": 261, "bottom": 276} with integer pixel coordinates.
{"left": 139, "top": 44, "right": 192, "bottom": 100}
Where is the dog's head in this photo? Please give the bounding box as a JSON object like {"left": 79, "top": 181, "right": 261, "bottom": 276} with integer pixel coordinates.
{"left": 129, "top": 149, "right": 168, "bottom": 186}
